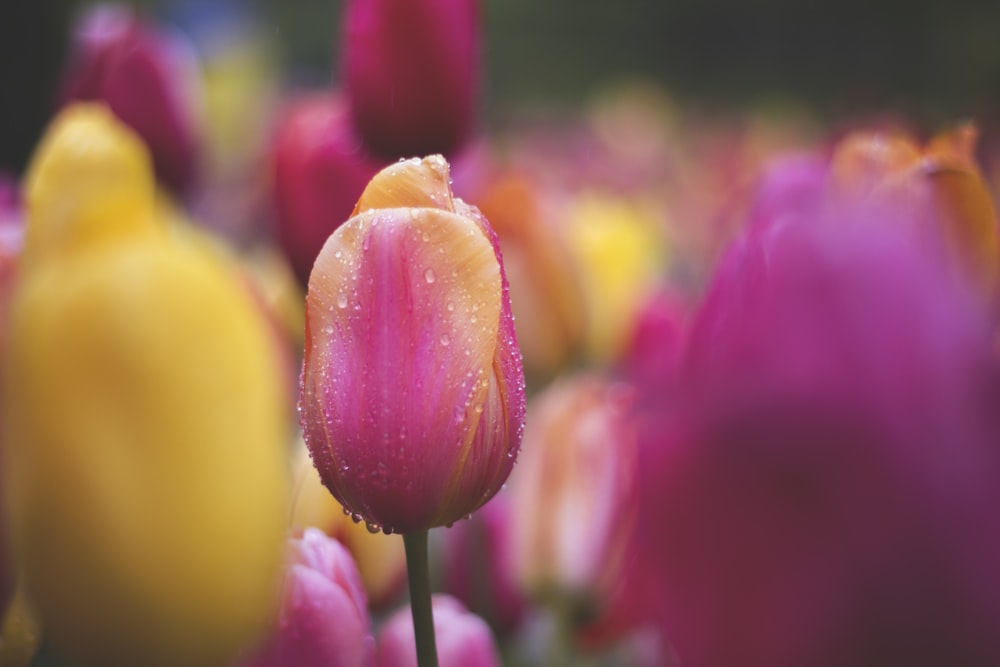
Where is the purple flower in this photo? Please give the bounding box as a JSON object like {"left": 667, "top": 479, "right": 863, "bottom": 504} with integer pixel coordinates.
{"left": 342, "top": 0, "right": 479, "bottom": 158}
{"left": 438, "top": 491, "right": 526, "bottom": 635}
{"left": 59, "top": 4, "right": 202, "bottom": 195}
{"left": 271, "top": 92, "right": 385, "bottom": 286}
{"left": 637, "top": 212, "right": 1000, "bottom": 667}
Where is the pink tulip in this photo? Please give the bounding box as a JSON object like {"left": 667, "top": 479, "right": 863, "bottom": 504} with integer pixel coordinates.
{"left": 299, "top": 155, "right": 525, "bottom": 535}
{"left": 439, "top": 491, "right": 526, "bottom": 635}
{"left": 637, "top": 212, "right": 1000, "bottom": 667}
{"left": 509, "top": 375, "right": 637, "bottom": 614}
{"left": 271, "top": 92, "right": 386, "bottom": 286}
{"left": 237, "top": 528, "right": 374, "bottom": 667}
{"left": 59, "top": 4, "right": 202, "bottom": 195}
{"left": 376, "top": 595, "right": 501, "bottom": 667}
{"left": 342, "top": 0, "right": 479, "bottom": 158}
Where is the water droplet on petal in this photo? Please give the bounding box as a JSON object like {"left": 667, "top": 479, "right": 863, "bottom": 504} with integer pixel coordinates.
{"left": 324, "top": 326, "right": 334, "bottom": 334}
{"left": 337, "top": 293, "right": 348, "bottom": 309}
{"left": 350, "top": 512, "right": 363, "bottom": 524}
{"left": 424, "top": 268, "right": 436, "bottom": 284}
{"left": 365, "top": 521, "right": 382, "bottom": 534}
{"left": 440, "top": 334, "right": 450, "bottom": 346}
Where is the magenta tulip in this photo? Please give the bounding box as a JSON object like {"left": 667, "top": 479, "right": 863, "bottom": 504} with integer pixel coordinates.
{"left": 59, "top": 4, "right": 202, "bottom": 195}
{"left": 341, "top": 0, "right": 479, "bottom": 158}
{"left": 299, "top": 155, "right": 525, "bottom": 535}
{"left": 237, "top": 528, "right": 374, "bottom": 667}
{"left": 637, "top": 213, "right": 1000, "bottom": 667}
{"left": 439, "top": 491, "right": 526, "bottom": 635}
{"left": 376, "top": 595, "right": 502, "bottom": 667}
{"left": 271, "top": 92, "right": 386, "bottom": 286}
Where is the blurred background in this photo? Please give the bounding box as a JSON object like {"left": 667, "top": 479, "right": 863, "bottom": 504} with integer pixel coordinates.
{"left": 5, "top": 0, "right": 1000, "bottom": 174}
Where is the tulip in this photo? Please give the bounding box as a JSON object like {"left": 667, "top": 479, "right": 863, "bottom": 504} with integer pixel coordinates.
{"left": 237, "top": 528, "right": 375, "bottom": 667}
{"left": 342, "top": 0, "right": 479, "bottom": 158}
{"left": 376, "top": 595, "right": 502, "bottom": 667}
{"left": 59, "top": 4, "right": 203, "bottom": 195}
{"left": 271, "top": 92, "right": 385, "bottom": 286}
{"left": 827, "top": 126, "right": 1000, "bottom": 286}
{"left": 640, "top": 214, "right": 1000, "bottom": 667}
{"left": 299, "top": 154, "right": 525, "bottom": 535}
{"left": 3, "top": 104, "right": 288, "bottom": 667}
{"left": 509, "top": 375, "right": 637, "bottom": 619}
{"left": 290, "top": 443, "right": 407, "bottom": 609}
{"left": 438, "top": 491, "right": 526, "bottom": 635}
{"left": 472, "top": 172, "right": 586, "bottom": 380}
{"left": 561, "top": 193, "right": 665, "bottom": 364}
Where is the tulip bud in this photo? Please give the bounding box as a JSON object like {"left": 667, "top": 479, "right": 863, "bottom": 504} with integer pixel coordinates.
{"left": 237, "top": 529, "right": 375, "bottom": 667}
{"left": 342, "top": 0, "right": 479, "bottom": 157}
{"left": 3, "top": 104, "right": 288, "bottom": 667}
{"left": 300, "top": 155, "right": 526, "bottom": 535}
{"left": 509, "top": 375, "right": 637, "bottom": 616}
{"left": 376, "top": 595, "right": 502, "bottom": 667}
{"left": 59, "top": 4, "right": 203, "bottom": 195}
{"left": 271, "top": 92, "right": 385, "bottom": 286}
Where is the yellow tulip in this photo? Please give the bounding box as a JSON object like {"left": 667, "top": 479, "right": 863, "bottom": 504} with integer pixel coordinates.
{"left": 2, "top": 104, "right": 289, "bottom": 667}
{"left": 562, "top": 193, "right": 665, "bottom": 364}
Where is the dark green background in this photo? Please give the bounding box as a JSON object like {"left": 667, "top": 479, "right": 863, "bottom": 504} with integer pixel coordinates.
{"left": 4, "top": 0, "right": 1000, "bottom": 172}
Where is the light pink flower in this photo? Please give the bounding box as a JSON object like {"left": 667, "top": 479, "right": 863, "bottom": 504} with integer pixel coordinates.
{"left": 238, "top": 528, "right": 374, "bottom": 667}
{"left": 376, "top": 595, "right": 501, "bottom": 667}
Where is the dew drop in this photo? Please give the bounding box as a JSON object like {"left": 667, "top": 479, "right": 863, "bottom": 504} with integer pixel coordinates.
{"left": 440, "top": 334, "right": 450, "bottom": 346}
{"left": 342, "top": 506, "right": 352, "bottom": 516}
{"left": 350, "top": 512, "right": 363, "bottom": 524}
{"left": 447, "top": 302, "right": 455, "bottom": 312}
{"left": 337, "top": 293, "right": 348, "bottom": 309}
{"left": 324, "top": 326, "right": 334, "bottom": 335}
{"left": 424, "top": 268, "right": 436, "bottom": 284}
{"left": 365, "top": 521, "right": 382, "bottom": 534}
{"left": 334, "top": 250, "right": 343, "bottom": 259}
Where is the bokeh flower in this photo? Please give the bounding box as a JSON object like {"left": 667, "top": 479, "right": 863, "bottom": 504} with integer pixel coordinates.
{"left": 438, "top": 491, "right": 526, "bottom": 635}
{"left": 271, "top": 92, "right": 385, "bottom": 286}
{"left": 639, "top": 211, "right": 1000, "bottom": 667}
{"left": 237, "top": 528, "right": 375, "bottom": 667}
{"left": 299, "top": 154, "right": 525, "bottom": 535}
{"left": 509, "top": 375, "right": 637, "bottom": 617}
{"left": 376, "top": 595, "right": 502, "bottom": 667}
{"left": 59, "top": 4, "right": 203, "bottom": 195}
{"left": 2, "top": 104, "right": 288, "bottom": 667}
{"left": 342, "top": 0, "right": 479, "bottom": 158}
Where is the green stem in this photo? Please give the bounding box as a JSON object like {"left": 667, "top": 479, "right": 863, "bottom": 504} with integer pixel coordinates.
{"left": 403, "top": 530, "right": 439, "bottom": 667}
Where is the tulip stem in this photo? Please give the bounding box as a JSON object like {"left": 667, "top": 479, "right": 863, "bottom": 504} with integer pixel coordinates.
{"left": 403, "top": 530, "right": 439, "bottom": 667}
